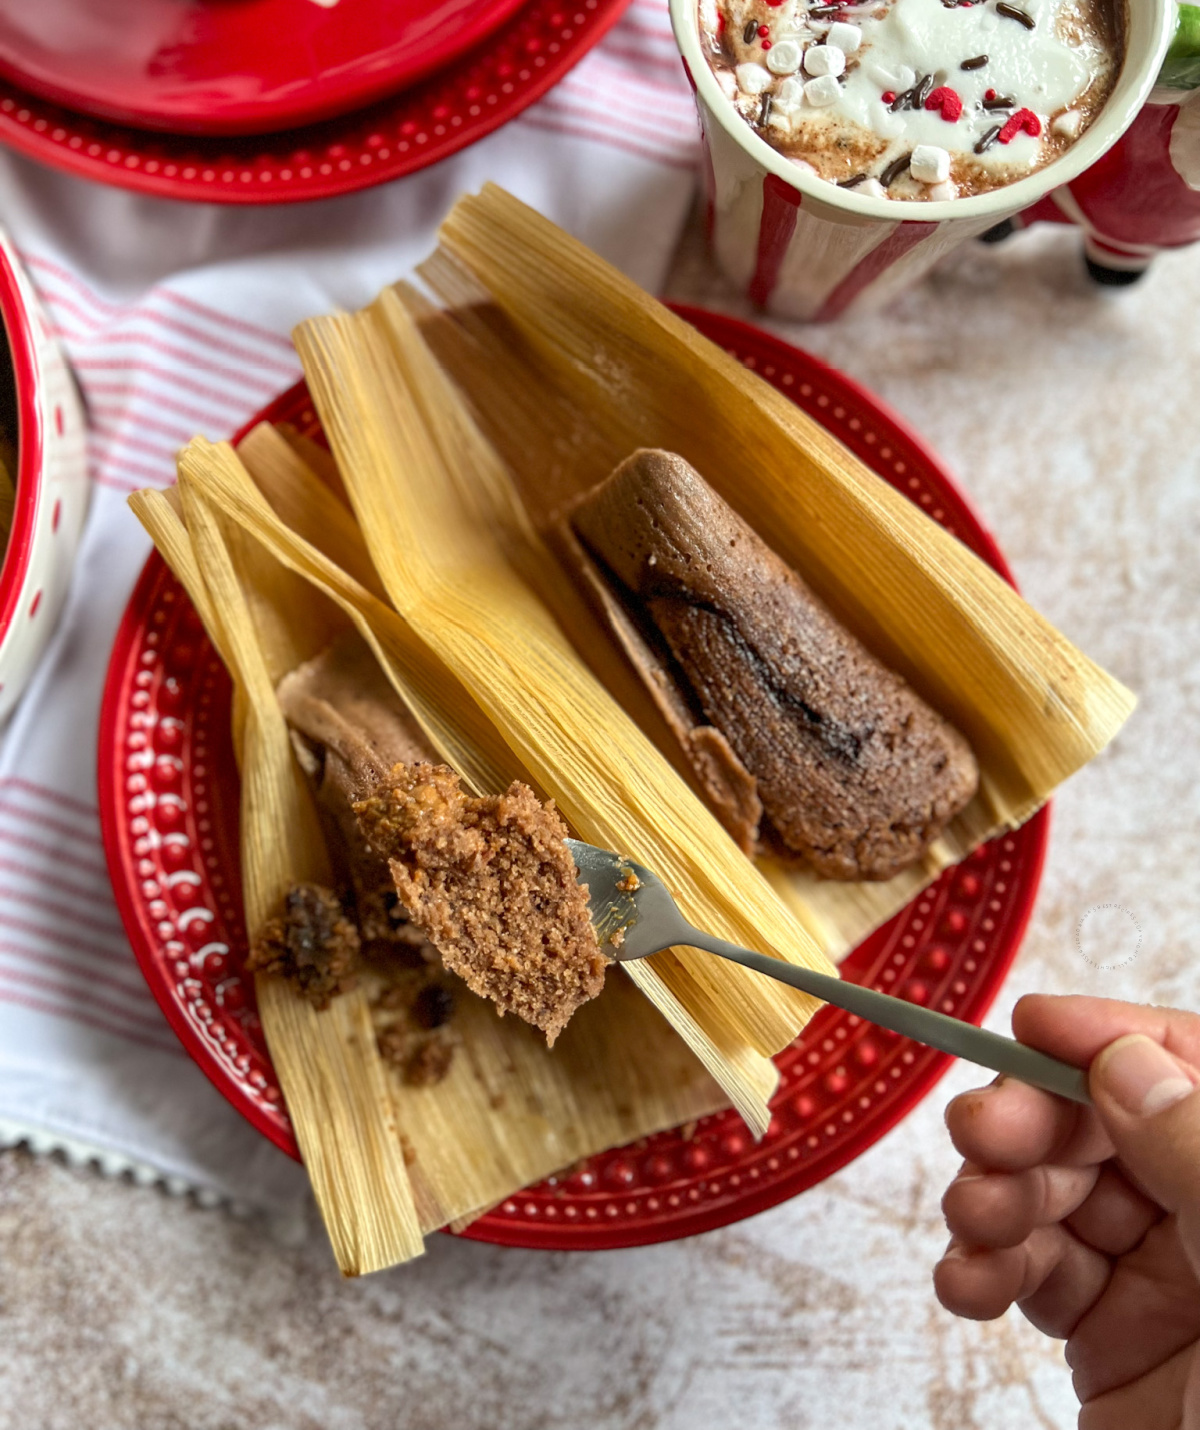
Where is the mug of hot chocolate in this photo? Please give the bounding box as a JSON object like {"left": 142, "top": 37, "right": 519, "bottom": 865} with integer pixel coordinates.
{"left": 670, "top": 0, "right": 1175, "bottom": 317}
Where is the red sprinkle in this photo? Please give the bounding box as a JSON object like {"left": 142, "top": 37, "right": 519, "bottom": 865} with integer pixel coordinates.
{"left": 881, "top": 90, "right": 896, "bottom": 104}
{"left": 925, "top": 86, "right": 963, "bottom": 121}
{"left": 717, "top": 10, "right": 725, "bottom": 31}
{"left": 761, "top": 37, "right": 772, "bottom": 47}
{"left": 998, "top": 107, "right": 1042, "bottom": 143}
{"left": 758, "top": 23, "right": 770, "bottom": 35}
{"left": 985, "top": 87, "right": 997, "bottom": 100}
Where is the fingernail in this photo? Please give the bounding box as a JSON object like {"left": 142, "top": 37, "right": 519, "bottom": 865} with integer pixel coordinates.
{"left": 1094, "top": 1034, "right": 1196, "bottom": 1118}
{"left": 941, "top": 1240, "right": 969, "bottom": 1261}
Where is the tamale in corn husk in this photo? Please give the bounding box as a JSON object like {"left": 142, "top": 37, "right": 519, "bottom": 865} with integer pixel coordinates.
{"left": 398, "top": 184, "right": 1134, "bottom": 960}
{"left": 128, "top": 484, "right": 425, "bottom": 1277}
{"left": 293, "top": 291, "right": 845, "bottom": 1137}
{"left": 162, "top": 427, "right": 730, "bottom": 1243}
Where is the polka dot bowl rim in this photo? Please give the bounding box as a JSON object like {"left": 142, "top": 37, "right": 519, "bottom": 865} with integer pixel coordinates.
{"left": 98, "top": 304, "right": 1048, "bottom": 1250}
{"left": 0, "top": 245, "right": 43, "bottom": 650}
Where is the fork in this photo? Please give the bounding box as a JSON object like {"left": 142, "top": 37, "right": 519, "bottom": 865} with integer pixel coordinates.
{"left": 567, "top": 839, "right": 1090, "bottom": 1105}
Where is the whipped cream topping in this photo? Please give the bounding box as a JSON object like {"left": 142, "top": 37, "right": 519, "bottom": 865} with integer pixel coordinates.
{"left": 700, "top": 0, "right": 1121, "bottom": 198}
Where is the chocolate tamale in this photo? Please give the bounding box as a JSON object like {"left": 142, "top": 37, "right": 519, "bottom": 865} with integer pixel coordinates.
{"left": 563, "top": 449, "right": 978, "bottom": 881}
{"left": 405, "top": 184, "right": 1134, "bottom": 959}
{"left": 293, "top": 287, "right": 842, "bottom": 1135}
{"left": 158, "top": 431, "right": 731, "bottom": 1243}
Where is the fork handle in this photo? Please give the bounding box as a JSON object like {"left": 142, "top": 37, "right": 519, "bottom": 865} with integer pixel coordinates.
{"left": 685, "top": 930, "right": 1091, "bottom": 1105}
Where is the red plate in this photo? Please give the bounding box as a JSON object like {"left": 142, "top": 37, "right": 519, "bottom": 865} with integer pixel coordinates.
{"left": 0, "top": 0, "right": 630, "bottom": 202}
{"left": 99, "top": 306, "right": 1048, "bottom": 1249}
{"left": 0, "top": 0, "right": 529, "bottom": 137}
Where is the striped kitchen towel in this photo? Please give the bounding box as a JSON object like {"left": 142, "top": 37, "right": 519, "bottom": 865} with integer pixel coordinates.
{"left": 0, "top": 1, "right": 702, "bottom": 1219}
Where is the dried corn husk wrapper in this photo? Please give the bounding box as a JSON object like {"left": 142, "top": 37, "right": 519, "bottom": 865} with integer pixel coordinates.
{"left": 400, "top": 184, "right": 1134, "bottom": 961}
{"left": 128, "top": 483, "right": 425, "bottom": 1277}
{"left": 139, "top": 427, "right": 729, "bottom": 1267}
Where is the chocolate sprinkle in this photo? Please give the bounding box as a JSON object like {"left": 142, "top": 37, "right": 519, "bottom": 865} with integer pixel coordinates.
{"left": 743, "top": 18, "right": 758, "bottom": 43}
{"left": 890, "top": 78, "right": 931, "bottom": 113}
{"left": 974, "top": 124, "right": 1003, "bottom": 154}
{"left": 809, "top": 4, "right": 840, "bottom": 13}
{"left": 997, "top": 1, "right": 1036, "bottom": 26}
{"left": 982, "top": 94, "right": 1015, "bottom": 109}
{"left": 960, "top": 54, "right": 989, "bottom": 69}
{"left": 760, "top": 93, "right": 773, "bottom": 126}
{"left": 838, "top": 173, "right": 868, "bottom": 187}
{"left": 880, "top": 152, "right": 912, "bottom": 186}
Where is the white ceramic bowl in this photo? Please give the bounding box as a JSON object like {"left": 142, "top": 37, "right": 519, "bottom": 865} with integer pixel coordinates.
{"left": 0, "top": 233, "right": 89, "bottom": 723}
{"left": 671, "top": 0, "right": 1176, "bottom": 318}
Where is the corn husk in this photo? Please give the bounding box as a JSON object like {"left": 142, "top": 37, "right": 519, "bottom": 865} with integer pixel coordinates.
{"left": 294, "top": 288, "right": 847, "bottom": 1137}
{"left": 128, "top": 485, "right": 424, "bottom": 1277}
{"left": 403, "top": 184, "right": 1135, "bottom": 960}
{"left": 165, "top": 430, "right": 729, "bottom": 1240}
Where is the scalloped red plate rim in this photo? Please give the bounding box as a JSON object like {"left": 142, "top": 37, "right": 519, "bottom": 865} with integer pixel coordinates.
{"left": 0, "top": 0, "right": 636, "bottom": 206}
{"left": 99, "top": 303, "right": 1048, "bottom": 1250}
{"left": 0, "top": 0, "right": 532, "bottom": 138}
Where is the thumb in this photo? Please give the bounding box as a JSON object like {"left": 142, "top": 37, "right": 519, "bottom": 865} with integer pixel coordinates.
{"left": 1090, "top": 1033, "right": 1200, "bottom": 1258}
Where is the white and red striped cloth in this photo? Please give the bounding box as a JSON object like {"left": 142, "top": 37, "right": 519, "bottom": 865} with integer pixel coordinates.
{"left": 0, "top": 0, "right": 702, "bottom": 1217}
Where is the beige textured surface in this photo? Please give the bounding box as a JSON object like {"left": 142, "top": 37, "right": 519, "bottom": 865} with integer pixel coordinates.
{"left": 3, "top": 214, "right": 1198, "bottom": 1428}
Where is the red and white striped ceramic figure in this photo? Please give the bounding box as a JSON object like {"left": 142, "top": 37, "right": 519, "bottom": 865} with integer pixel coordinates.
{"left": 671, "top": 0, "right": 1176, "bottom": 318}
{"left": 996, "top": 6, "right": 1200, "bottom": 283}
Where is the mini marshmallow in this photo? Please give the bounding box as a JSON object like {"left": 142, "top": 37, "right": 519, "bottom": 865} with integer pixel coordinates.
{"left": 826, "top": 22, "right": 862, "bottom": 53}
{"left": 766, "top": 39, "right": 804, "bottom": 75}
{"left": 1053, "top": 109, "right": 1084, "bottom": 138}
{"left": 865, "top": 61, "right": 915, "bottom": 94}
{"left": 735, "top": 62, "right": 773, "bottom": 95}
{"left": 774, "top": 76, "right": 807, "bottom": 110}
{"left": 927, "top": 180, "right": 958, "bottom": 201}
{"left": 804, "top": 43, "right": 845, "bottom": 77}
{"left": 910, "top": 144, "right": 951, "bottom": 183}
{"left": 804, "top": 73, "right": 842, "bottom": 107}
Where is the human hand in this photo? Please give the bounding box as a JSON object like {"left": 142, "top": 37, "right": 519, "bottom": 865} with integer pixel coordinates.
{"left": 935, "top": 995, "right": 1200, "bottom": 1429}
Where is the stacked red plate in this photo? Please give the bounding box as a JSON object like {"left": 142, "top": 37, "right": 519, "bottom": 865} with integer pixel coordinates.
{"left": 100, "top": 307, "right": 1048, "bottom": 1249}
{"left": 0, "top": 0, "right": 637, "bottom": 202}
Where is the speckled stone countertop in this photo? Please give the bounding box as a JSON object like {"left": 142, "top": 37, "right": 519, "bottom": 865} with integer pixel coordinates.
{"left": 3, "top": 215, "right": 1197, "bottom": 1430}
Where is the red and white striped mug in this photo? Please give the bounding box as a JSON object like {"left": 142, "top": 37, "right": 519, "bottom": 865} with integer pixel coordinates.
{"left": 671, "top": 0, "right": 1176, "bottom": 319}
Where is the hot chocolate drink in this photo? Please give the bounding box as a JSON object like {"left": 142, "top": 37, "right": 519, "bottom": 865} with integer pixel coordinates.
{"left": 700, "top": 0, "right": 1123, "bottom": 199}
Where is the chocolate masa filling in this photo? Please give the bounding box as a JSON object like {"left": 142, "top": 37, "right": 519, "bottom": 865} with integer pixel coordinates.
{"left": 276, "top": 635, "right": 605, "bottom": 1048}
{"left": 247, "top": 882, "right": 362, "bottom": 1010}
{"left": 355, "top": 763, "right": 606, "bottom": 1047}
{"left": 565, "top": 449, "right": 979, "bottom": 882}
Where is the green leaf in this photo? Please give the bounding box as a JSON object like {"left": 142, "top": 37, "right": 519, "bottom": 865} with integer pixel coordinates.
{"left": 1160, "top": 3, "right": 1200, "bottom": 88}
